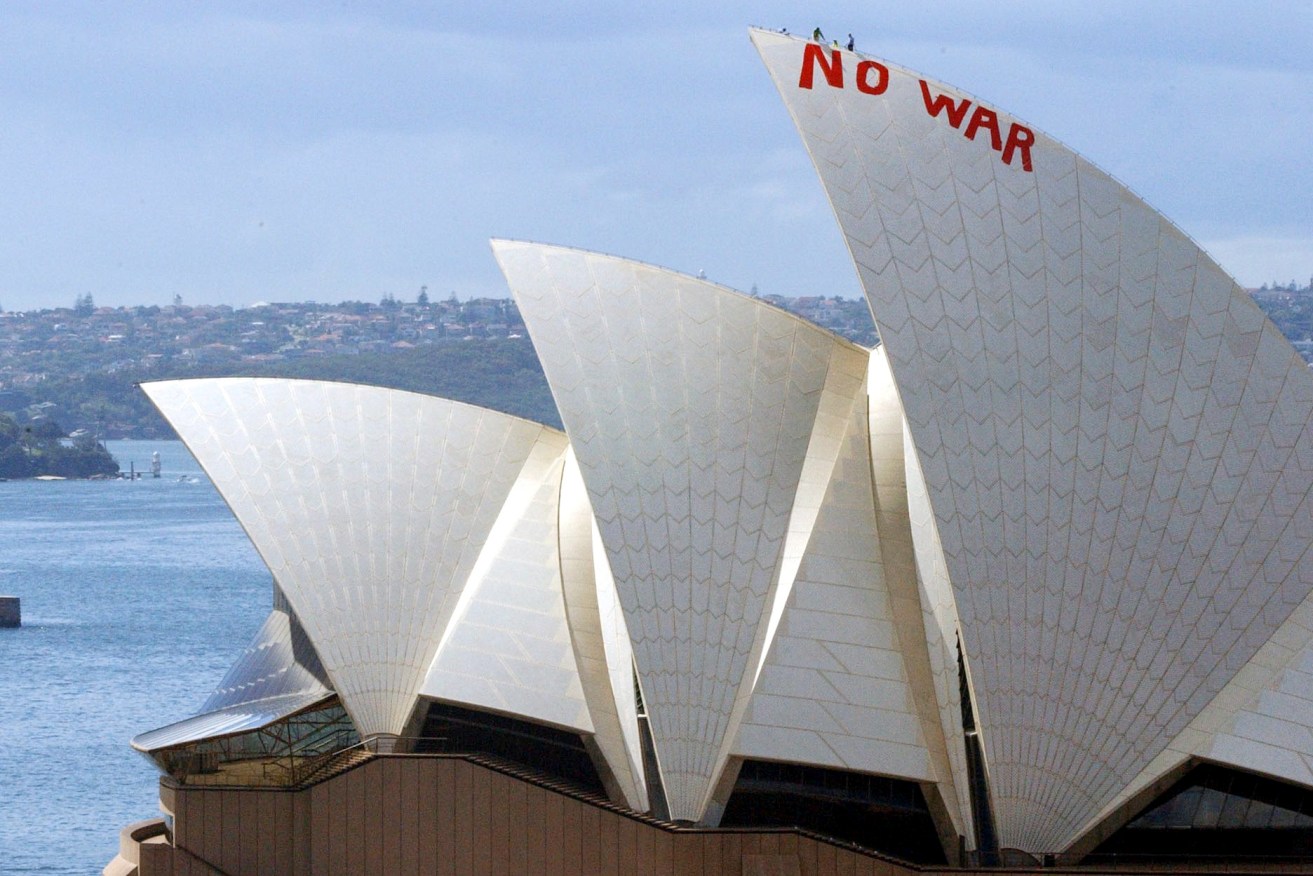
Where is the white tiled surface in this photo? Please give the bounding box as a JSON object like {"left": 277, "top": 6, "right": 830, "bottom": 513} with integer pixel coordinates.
{"left": 903, "top": 415, "right": 976, "bottom": 840}
{"left": 133, "top": 584, "right": 336, "bottom": 752}
{"left": 144, "top": 378, "right": 559, "bottom": 740}
{"left": 421, "top": 430, "right": 595, "bottom": 733}
{"left": 1081, "top": 586, "right": 1313, "bottom": 846}
{"left": 495, "top": 240, "right": 863, "bottom": 821}
{"left": 558, "top": 448, "right": 649, "bottom": 811}
{"left": 869, "top": 349, "right": 973, "bottom": 841}
{"left": 201, "top": 585, "right": 332, "bottom": 713}
{"left": 734, "top": 351, "right": 961, "bottom": 824}
{"left": 755, "top": 343, "right": 870, "bottom": 669}
{"left": 1205, "top": 601, "right": 1313, "bottom": 787}
{"left": 754, "top": 28, "right": 1313, "bottom": 851}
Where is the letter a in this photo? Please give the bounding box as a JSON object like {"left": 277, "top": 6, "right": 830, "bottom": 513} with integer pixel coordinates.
{"left": 919, "top": 81, "right": 971, "bottom": 128}
{"left": 964, "top": 106, "right": 1003, "bottom": 151}
{"left": 799, "top": 43, "right": 843, "bottom": 90}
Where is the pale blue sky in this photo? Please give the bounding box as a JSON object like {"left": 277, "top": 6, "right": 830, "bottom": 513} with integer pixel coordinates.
{"left": 0, "top": 2, "right": 1308, "bottom": 311}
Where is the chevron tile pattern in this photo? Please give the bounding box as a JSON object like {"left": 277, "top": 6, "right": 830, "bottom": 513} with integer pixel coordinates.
{"left": 754, "top": 28, "right": 1313, "bottom": 851}
{"left": 420, "top": 429, "right": 596, "bottom": 733}
{"left": 734, "top": 355, "right": 948, "bottom": 796}
{"left": 143, "top": 379, "right": 562, "bottom": 740}
{"left": 557, "top": 448, "right": 650, "bottom": 811}
{"left": 495, "top": 240, "right": 898, "bottom": 821}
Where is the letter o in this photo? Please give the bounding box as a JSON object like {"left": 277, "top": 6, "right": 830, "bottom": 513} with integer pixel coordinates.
{"left": 856, "top": 60, "right": 889, "bottom": 95}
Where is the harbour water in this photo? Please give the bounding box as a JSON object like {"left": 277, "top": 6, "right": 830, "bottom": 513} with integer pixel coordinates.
{"left": 0, "top": 441, "right": 270, "bottom": 874}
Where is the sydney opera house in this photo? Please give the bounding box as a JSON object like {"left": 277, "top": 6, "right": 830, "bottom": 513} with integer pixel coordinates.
{"left": 108, "top": 28, "right": 1313, "bottom": 876}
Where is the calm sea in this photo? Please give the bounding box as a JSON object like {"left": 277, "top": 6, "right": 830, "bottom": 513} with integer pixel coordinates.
{"left": 0, "top": 440, "right": 270, "bottom": 874}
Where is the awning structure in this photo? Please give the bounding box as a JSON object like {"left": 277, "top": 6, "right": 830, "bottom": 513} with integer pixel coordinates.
{"left": 133, "top": 595, "right": 335, "bottom": 753}
{"left": 132, "top": 691, "right": 336, "bottom": 753}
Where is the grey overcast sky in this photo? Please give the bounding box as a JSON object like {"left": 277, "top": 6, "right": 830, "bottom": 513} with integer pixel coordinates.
{"left": 0, "top": 2, "right": 1308, "bottom": 311}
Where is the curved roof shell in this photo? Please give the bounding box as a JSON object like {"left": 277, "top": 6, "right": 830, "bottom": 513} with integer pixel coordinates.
{"left": 732, "top": 347, "right": 969, "bottom": 841}
{"left": 199, "top": 585, "right": 332, "bottom": 714}
{"left": 495, "top": 240, "right": 957, "bottom": 825}
{"left": 753, "top": 28, "right": 1313, "bottom": 852}
{"left": 143, "top": 378, "right": 569, "bottom": 741}
{"left": 556, "top": 448, "right": 650, "bottom": 812}
{"left": 417, "top": 438, "right": 649, "bottom": 809}
{"left": 418, "top": 432, "right": 588, "bottom": 730}
{"left": 132, "top": 591, "right": 334, "bottom": 753}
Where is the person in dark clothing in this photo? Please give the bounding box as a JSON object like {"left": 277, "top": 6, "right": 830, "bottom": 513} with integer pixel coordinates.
{"left": 847, "top": 34, "right": 855, "bottom": 51}
{"left": 812, "top": 27, "right": 824, "bottom": 42}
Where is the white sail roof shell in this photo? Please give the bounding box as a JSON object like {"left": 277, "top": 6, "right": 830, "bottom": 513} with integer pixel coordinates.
{"left": 557, "top": 448, "right": 649, "bottom": 812}
{"left": 733, "top": 348, "right": 969, "bottom": 840}
{"left": 143, "top": 378, "right": 565, "bottom": 741}
{"left": 201, "top": 586, "right": 332, "bottom": 714}
{"left": 419, "top": 433, "right": 590, "bottom": 730}
{"left": 416, "top": 435, "right": 649, "bottom": 810}
{"left": 1074, "top": 582, "right": 1313, "bottom": 852}
{"left": 495, "top": 239, "right": 960, "bottom": 824}
{"left": 753, "top": 28, "right": 1313, "bottom": 852}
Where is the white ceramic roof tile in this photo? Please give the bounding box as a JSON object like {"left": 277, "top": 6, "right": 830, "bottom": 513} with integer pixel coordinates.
{"left": 421, "top": 431, "right": 597, "bottom": 734}
{"left": 495, "top": 240, "right": 864, "bottom": 822}
{"left": 132, "top": 585, "right": 336, "bottom": 752}
{"left": 734, "top": 353, "right": 963, "bottom": 842}
{"left": 1076, "top": 584, "right": 1313, "bottom": 849}
{"left": 754, "top": 29, "right": 1313, "bottom": 852}
{"left": 144, "top": 378, "right": 559, "bottom": 740}
{"left": 903, "top": 414, "right": 976, "bottom": 843}
{"left": 200, "top": 587, "right": 332, "bottom": 714}
{"left": 550, "top": 449, "right": 648, "bottom": 811}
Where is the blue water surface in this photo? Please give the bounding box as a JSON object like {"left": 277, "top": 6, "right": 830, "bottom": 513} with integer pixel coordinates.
{"left": 0, "top": 441, "right": 269, "bottom": 874}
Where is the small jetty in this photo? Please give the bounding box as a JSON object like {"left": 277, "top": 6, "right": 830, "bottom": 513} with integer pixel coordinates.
{"left": 0, "top": 596, "right": 19, "bottom": 628}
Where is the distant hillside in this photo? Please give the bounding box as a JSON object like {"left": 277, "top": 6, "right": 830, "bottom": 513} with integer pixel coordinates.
{"left": 36, "top": 339, "right": 560, "bottom": 439}
{"left": 262, "top": 339, "right": 561, "bottom": 428}
{"left": 4, "top": 285, "right": 1313, "bottom": 440}
{"left": 0, "top": 294, "right": 877, "bottom": 439}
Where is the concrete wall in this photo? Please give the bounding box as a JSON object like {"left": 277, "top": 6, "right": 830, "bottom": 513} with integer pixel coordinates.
{"left": 148, "top": 755, "right": 915, "bottom": 876}
{"left": 136, "top": 755, "right": 1313, "bottom": 876}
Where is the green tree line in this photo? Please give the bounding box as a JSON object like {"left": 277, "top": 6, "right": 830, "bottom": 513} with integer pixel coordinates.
{"left": 0, "top": 413, "right": 119, "bottom": 479}
{"left": 32, "top": 339, "right": 560, "bottom": 439}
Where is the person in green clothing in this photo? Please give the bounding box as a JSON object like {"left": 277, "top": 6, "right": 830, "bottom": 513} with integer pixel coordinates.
{"left": 812, "top": 27, "right": 824, "bottom": 42}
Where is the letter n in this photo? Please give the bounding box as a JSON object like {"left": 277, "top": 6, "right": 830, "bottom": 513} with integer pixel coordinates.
{"left": 919, "top": 80, "right": 971, "bottom": 128}
{"left": 799, "top": 43, "right": 843, "bottom": 90}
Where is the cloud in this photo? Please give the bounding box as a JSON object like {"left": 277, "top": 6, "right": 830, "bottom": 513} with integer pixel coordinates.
{"left": 0, "top": 4, "right": 1305, "bottom": 310}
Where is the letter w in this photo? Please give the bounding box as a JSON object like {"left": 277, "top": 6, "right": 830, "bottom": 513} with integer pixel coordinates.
{"left": 919, "top": 81, "right": 972, "bottom": 128}
{"left": 799, "top": 43, "right": 843, "bottom": 90}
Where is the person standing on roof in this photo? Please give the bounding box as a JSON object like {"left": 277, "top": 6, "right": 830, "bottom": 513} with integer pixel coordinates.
{"left": 812, "top": 26, "right": 824, "bottom": 42}
{"left": 847, "top": 33, "right": 855, "bottom": 51}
